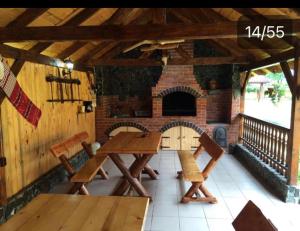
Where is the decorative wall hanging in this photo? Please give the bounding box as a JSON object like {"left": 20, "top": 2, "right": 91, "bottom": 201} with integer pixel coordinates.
{"left": 0, "top": 55, "right": 42, "bottom": 127}
{"left": 46, "top": 65, "right": 81, "bottom": 103}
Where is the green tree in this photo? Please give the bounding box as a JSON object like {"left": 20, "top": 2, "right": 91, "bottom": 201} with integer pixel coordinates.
{"left": 265, "top": 72, "right": 288, "bottom": 104}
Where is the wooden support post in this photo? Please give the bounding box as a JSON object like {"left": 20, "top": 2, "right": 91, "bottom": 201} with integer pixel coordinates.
{"left": 0, "top": 106, "right": 7, "bottom": 205}
{"left": 239, "top": 71, "right": 250, "bottom": 143}
{"left": 287, "top": 51, "right": 300, "bottom": 185}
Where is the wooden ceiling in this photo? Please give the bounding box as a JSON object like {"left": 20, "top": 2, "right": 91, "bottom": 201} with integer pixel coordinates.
{"left": 0, "top": 8, "right": 299, "bottom": 76}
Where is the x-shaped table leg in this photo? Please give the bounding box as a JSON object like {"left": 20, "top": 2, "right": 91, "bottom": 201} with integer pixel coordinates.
{"left": 110, "top": 154, "right": 153, "bottom": 199}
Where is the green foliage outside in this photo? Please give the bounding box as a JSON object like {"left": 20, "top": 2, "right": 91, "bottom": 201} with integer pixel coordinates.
{"left": 246, "top": 85, "right": 259, "bottom": 93}
{"left": 264, "top": 72, "right": 289, "bottom": 104}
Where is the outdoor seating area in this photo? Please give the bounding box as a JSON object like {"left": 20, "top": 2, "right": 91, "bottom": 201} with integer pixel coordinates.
{"left": 0, "top": 7, "right": 300, "bottom": 231}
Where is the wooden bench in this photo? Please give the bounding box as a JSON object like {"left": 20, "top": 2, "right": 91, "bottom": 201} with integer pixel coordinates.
{"left": 177, "top": 132, "right": 224, "bottom": 203}
{"left": 232, "top": 200, "right": 278, "bottom": 231}
{"left": 50, "top": 132, "right": 108, "bottom": 195}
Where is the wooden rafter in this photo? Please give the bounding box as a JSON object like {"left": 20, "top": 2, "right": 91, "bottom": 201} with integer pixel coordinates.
{"left": 233, "top": 8, "right": 295, "bottom": 49}
{"left": 4, "top": 8, "right": 99, "bottom": 82}
{"left": 169, "top": 8, "right": 254, "bottom": 59}
{"left": 0, "top": 44, "right": 91, "bottom": 72}
{"left": 5, "top": 8, "right": 49, "bottom": 77}
{"left": 57, "top": 41, "right": 86, "bottom": 59}
{"left": 81, "top": 8, "right": 150, "bottom": 63}
{"left": 201, "top": 8, "right": 267, "bottom": 59}
{"left": 241, "top": 48, "right": 300, "bottom": 71}
{"left": 27, "top": 8, "right": 100, "bottom": 55}
{"left": 0, "top": 8, "right": 50, "bottom": 105}
{"left": 5, "top": 8, "right": 48, "bottom": 27}
{"left": 77, "top": 42, "right": 119, "bottom": 63}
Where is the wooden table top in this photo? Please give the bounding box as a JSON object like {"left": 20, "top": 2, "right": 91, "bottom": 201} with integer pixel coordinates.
{"left": 98, "top": 132, "right": 162, "bottom": 155}
{"left": 0, "top": 194, "right": 149, "bottom": 231}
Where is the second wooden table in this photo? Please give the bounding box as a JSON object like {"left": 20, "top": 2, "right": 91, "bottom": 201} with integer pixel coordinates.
{"left": 98, "top": 132, "right": 162, "bottom": 199}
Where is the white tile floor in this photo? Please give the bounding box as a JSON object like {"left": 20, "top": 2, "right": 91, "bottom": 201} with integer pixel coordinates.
{"left": 51, "top": 151, "right": 300, "bottom": 231}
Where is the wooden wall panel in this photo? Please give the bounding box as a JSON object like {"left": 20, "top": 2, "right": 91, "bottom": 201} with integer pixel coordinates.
{"left": 0, "top": 58, "right": 95, "bottom": 197}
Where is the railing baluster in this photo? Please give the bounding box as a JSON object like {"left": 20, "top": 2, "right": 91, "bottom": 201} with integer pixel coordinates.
{"left": 239, "top": 113, "right": 290, "bottom": 179}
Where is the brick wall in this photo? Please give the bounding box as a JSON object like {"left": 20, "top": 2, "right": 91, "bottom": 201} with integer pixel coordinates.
{"left": 95, "top": 41, "right": 241, "bottom": 147}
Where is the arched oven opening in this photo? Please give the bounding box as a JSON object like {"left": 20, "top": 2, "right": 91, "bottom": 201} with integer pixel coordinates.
{"left": 162, "top": 91, "right": 196, "bottom": 116}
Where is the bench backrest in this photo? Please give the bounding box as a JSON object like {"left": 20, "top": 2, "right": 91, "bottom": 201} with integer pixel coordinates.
{"left": 50, "top": 132, "right": 89, "bottom": 177}
{"left": 232, "top": 200, "right": 278, "bottom": 231}
{"left": 196, "top": 132, "right": 224, "bottom": 178}
{"left": 50, "top": 132, "right": 89, "bottom": 158}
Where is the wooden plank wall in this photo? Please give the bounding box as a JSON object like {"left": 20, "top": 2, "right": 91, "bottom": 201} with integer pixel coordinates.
{"left": 0, "top": 58, "right": 95, "bottom": 197}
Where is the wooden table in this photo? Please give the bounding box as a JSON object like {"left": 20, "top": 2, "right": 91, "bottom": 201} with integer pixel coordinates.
{"left": 0, "top": 194, "right": 149, "bottom": 231}
{"left": 98, "top": 132, "right": 162, "bottom": 199}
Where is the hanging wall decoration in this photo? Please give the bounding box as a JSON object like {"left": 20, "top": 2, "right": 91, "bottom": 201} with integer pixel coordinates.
{"left": 0, "top": 55, "right": 42, "bottom": 127}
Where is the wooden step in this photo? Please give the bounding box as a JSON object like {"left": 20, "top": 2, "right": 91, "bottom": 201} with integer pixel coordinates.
{"left": 177, "top": 150, "right": 204, "bottom": 182}
{"left": 71, "top": 154, "right": 108, "bottom": 183}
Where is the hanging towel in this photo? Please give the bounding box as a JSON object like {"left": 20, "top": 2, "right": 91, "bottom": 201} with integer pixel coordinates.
{"left": 0, "top": 55, "right": 41, "bottom": 127}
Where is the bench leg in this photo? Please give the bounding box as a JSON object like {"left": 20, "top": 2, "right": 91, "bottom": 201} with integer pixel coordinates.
{"left": 199, "top": 184, "right": 217, "bottom": 204}
{"left": 97, "top": 167, "right": 109, "bottom": 180}
{"left": 68, "top": 183, "right": 89, "bottom": 195}
{"left": 181, "top": 182, "right": 201, "bottom": 203}
{"left": 176, "top": 171, "right": 183, "bottom": 179}
{"left": 181, "top": 182, "right": 217, "bottom": 204}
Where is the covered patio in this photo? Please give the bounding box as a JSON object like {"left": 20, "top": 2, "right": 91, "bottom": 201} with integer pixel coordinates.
{"left": 0, "top": 7, "right": 300, "bottom": 231}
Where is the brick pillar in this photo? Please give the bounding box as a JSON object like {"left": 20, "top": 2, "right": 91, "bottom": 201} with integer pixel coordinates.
{"left": 197, "top": 97, "right": 207, "bottom": 125}
{"left": 152, "top": 97, "right": 162, "bottom": 117}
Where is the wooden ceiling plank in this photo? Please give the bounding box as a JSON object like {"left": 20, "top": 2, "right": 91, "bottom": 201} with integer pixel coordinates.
{"left": 6, "top": 8, "right": 48, "bottom": 27}
{"left": 63, "top": 8, "right": 99, "bottom": 26}
{"left": 57, "top": 41, "right": 86, "bottom": 59}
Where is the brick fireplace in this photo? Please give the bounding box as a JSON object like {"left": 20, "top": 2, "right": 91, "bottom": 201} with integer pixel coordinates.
{"left": 95, "top": 42, "right": 240, "bottom": 148}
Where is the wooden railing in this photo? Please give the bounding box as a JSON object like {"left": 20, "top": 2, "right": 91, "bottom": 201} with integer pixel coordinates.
{"left": 239, "top": 113, "right": 291, "bottom": 178}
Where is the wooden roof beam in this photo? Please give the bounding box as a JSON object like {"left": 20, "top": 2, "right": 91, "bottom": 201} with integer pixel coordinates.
{"left": 241, "top": 48, "right": 300, "bottom": 71}
{"left": 28, "top": 8, "right": 100, "bottom": 54}
{"left": 0, "top": 44, "right": 92, "bottom": 72}
{"left": 89, "top": 56, "right": 249, "bottom": 66}
{"left": 0, "top": 22, "right": 273, "bottom": 42}
{"left": 81, "top": 8, "right": 151, "bottom": 63}
{"left": 152, "top": 8, "right": 167, "bottom": 24}
{"left": 4, "top": 8, "right": 49, "bottom": 76}
{"left": 167, "top": 9, "right": 249, "bottom": 57}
